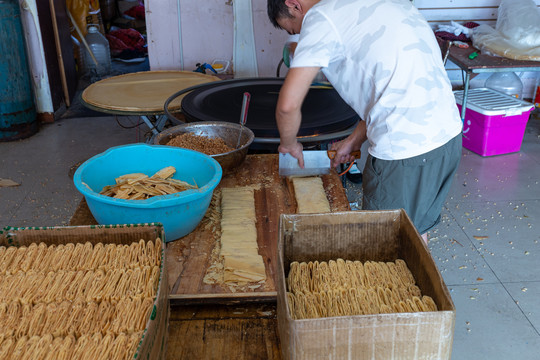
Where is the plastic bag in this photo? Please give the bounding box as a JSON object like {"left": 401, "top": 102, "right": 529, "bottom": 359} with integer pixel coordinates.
{"left": 106, "top": 28, "right": 147, "bottom": 60}
{"left": 66, "top": 0, "right": 88, "bottom": 43}
{"left": 66, "top": 0, "right": 103, "bottom": 42}
{"left": 437, "top": 21, "right": 472, "bottom": 38}
{"left": 472, "top": 0, "right": 540, "bottom": 61}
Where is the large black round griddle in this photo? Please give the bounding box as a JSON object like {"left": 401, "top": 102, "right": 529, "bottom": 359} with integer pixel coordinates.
{"left": 180, "top": 78, "right": 359, "bottom": 141}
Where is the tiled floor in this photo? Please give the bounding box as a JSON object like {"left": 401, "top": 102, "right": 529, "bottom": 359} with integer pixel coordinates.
{"left": 430, "top": 112, "right": 540, "bottom": 359}
{"left": 1, "top": 111, "right": 540, "bottom": 359}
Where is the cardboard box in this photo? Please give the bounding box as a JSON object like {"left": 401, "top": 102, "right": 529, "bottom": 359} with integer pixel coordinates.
{"left": 455, "top": 88, "right": 534, "bottom": 156}
{"left": 0, "top": 224, "right": 169, "bottom": 360}
{"left": 277, "top": 210, "right": 455, "bottom": 360}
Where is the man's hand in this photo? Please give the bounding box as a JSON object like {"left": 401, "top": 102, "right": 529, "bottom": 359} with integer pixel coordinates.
{"left": 329, "top": 139, "right": 358, "bottom": 168}
{"left": 279, "top": 141, "right": 304, "bottom": 168}
{"left": 329, "top": 121, "right": 367, "bottom": 168}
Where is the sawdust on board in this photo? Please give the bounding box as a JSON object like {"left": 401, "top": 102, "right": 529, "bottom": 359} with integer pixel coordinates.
{"left": 230, "top": 160, "right": 275, "bottom": 188}
{"left": 200, "top": 189, "right": 221, "bottom": 233}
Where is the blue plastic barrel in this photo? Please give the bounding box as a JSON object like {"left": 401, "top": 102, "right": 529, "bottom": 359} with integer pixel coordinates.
{"left": 0, "top": 0, "right": 37, "bottom": 142}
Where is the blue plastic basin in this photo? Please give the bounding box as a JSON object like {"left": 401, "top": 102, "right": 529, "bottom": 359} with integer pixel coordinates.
{"left": 73, "top": 144, "right": 222, "bottom": 241}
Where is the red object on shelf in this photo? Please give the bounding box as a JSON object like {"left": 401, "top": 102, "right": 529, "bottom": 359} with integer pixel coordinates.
{"left": 124, "top": 5, "right": 145, "bottom": 20}
{"left": 534, "top": 82, "right": 540, "bottom": 108}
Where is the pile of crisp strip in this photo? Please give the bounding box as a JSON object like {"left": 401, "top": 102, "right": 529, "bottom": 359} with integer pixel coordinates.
{"left": 0, "top": 239, "right": 162, "bottom": 359}
{"left": 100, "top": 166, "right": 197, "bottom": 200}
{"left": 286, "top": 258, "right": 437, "bottom": 319}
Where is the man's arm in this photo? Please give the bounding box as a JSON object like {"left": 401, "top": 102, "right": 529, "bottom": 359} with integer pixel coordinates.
{"left": 276, "top": 66, "right": 321, "bottom": 167}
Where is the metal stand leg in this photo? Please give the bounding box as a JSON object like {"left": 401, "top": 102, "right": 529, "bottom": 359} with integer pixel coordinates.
{"left": 140, "top": 114, "right": 172, "bottom": 144}
{"left": 461, "top": 72, "right": 471, "bottom": 122}
{"left": 153, "top": 114, "right": 170, "bottom": 132}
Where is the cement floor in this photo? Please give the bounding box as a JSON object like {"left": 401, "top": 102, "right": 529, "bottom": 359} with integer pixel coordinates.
{"left": 1, "top": 110, "right": 540, "bottom": 359}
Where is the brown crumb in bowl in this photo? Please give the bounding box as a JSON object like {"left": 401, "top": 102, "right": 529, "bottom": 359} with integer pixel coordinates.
{"left": 165, "top": 133, "right": 234, "bottom": 155}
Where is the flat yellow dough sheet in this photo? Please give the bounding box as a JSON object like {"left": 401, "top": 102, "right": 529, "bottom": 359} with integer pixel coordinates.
{"left": 292, "top": 177, "right": 331, "bottom": 213}
{"left": 224, "top": 255, "right": 266, "bottom": 282}
{"left": 220, "top": 187, "right": 266, "bottom": 284}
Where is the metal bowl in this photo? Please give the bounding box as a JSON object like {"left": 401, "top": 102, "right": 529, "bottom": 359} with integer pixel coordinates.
{"left": 154, "top": 121, "right": 254, "bottom": 174}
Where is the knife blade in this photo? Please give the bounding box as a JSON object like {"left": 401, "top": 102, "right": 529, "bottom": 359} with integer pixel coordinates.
{"left": 278, "top": 151, "right": 331, "bottom": 177}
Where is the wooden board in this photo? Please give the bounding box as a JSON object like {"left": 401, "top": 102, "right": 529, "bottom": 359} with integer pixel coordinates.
{"left": 81, "top": 71, "right": 220, "bottom": 113}
{"left": 167, "top": 154, "right": 349, "bottom": 302}
{"left": 70, "top": 154, "right": 350, "bottom": 303}
{"left": 167, "top": 303, "right": 282, "bottom": 360}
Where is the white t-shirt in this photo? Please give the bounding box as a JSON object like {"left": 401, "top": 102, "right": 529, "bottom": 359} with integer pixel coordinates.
{"left": 291, "top": 0, "right": 463, "bottom": 160}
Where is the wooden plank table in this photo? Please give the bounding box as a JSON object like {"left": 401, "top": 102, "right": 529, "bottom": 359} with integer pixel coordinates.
{"left": 168, "top": 303, "right": 281, "bottom": 359}
{"left": 167, "top": 154, "right": 350, "bottom": 303}
{"left": 70, "top": 153, "right": 350, "bottom": 359}
{"left": 71, "top": 154, "right": 349, "bottom": 302}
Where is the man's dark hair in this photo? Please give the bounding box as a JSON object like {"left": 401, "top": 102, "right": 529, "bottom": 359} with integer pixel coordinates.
{"left": 267, "top": 0, "right": 293, "bottom": 29}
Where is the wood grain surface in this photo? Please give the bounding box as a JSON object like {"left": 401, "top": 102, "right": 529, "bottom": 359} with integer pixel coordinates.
{"left": 165, "top": 154, "right": 349, "bottom": 302}
{"left": 70, "top": 153, "right": 350, "bottom": 359}
{"left": 81, "top": 71, "right": 220, "bottom": 113}
{"left": 167, "top": 303, "right": 282, "bottom": 360}
{"left": 437, "top": 37, "right": 540, "bottom": 71}
{"left": 70, "top": 154, "right": 350, "bottom": 303}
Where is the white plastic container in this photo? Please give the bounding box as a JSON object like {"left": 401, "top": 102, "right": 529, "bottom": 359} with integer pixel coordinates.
{"left": 211, "top": 59, "right": 230, "bottom": 74}
{"left": 484, "top": 72, "right": 523, "bottom": 99}
{"left": 83, "top": 25, "right": 111, "bottom": 77}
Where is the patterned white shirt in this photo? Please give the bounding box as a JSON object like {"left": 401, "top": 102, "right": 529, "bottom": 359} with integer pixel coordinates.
{"left": 291, "top": 0, "right": 463, "bottom": 160}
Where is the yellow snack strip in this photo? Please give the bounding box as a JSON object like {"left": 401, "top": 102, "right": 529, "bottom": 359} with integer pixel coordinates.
{"left": 0, "top": 247, "right": 17, "bottom": 273}
{"left": 286, "top": 258, "right": 430, "bottom": 319}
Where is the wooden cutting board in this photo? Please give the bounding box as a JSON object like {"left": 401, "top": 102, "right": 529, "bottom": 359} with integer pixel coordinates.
{"left": 70, "top": 154, "right": 350, "bottom": 303}
{"left": 167, "top": 154, "right": 350, "bottom": 303}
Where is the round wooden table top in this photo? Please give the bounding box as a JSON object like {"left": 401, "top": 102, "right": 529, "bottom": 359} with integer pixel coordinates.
{"left": 81, "top": 71, "right": 221, "bottom": 114}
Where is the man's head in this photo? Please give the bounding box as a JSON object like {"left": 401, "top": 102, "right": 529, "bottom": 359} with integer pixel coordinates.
{"left": 267, "top": 0, "right": 293, "bottom": 29}
{"left": 267, "top": 0, "right": 309, "bottom": 35}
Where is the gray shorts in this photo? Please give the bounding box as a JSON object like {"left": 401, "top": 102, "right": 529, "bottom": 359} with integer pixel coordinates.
{"left": 362, "top": 134, "right": 462, "bottom": 234}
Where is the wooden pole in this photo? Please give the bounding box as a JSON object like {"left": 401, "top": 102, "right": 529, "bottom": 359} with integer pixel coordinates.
{"left": 48, "top": 0, "right": 70, "bottom": 107}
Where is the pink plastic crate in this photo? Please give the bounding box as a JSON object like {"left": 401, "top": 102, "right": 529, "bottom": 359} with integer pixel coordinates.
{"left": 455, "top": 88, "right": 534, "bottom": 156}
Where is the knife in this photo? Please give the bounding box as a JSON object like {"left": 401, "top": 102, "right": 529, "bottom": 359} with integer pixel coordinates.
{"left": 279, "top": 151, "right": 331, "bottom": 177}
{"left": 278, "top": 150, "right": 361, "bottom": 177}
